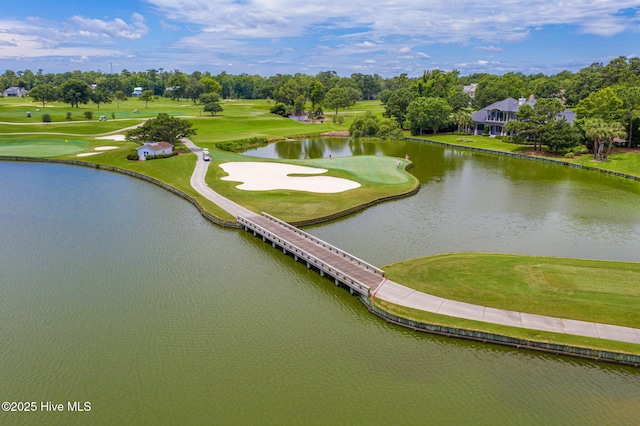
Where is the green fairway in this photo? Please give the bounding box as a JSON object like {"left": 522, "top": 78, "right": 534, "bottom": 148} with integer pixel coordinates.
{"left": 0, "top": 137, "right": 89, "bottom": 157}
{"left": 0, "top": 96, "right": 200, "bottom": 123}
{"left": 385, "top": 252, "right": 640, "bottom": 328}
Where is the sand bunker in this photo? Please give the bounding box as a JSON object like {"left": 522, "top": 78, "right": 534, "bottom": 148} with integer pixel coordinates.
{"left": 77, "top": 152, "right": 103, "bottom": 157}
{"left": 219, "top": 162, "right": 360, "bottom": 193}
{"left": 94, "top": 146, "right": 118, "bottom": 151}
{"left": 95, "top": 135, "right": 126, "bottom": 141}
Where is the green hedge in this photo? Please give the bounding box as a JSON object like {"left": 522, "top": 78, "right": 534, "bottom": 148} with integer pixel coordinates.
{"left": 216, "top": 137, "right": 268, "bottom": 152}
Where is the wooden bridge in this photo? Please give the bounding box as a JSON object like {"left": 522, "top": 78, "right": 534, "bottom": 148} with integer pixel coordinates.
{"left": 238, "top": 213, "right": 385, "bottom": 297}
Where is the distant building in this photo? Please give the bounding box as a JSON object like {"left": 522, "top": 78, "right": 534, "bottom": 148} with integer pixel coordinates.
{"left": 471, "top": 96, "right": 575, "bottom": 136}
{"left": 132, "top": 87, "right": 143, "bottom": 96}
{"left": 136, "top": 142, "right": 173, "bottom": 160}
{"left": 3, "top": 87, "right": 28, "bottom": 97}
{"left": 463, "top": 83, "right": 477, "bottom": 99}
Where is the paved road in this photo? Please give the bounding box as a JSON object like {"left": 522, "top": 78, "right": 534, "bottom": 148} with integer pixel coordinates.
{"left": 182, "top": 138, "right": 640, "bottom": 345}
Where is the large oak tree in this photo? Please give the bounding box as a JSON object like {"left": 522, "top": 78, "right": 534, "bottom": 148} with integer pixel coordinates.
{"left": 126, "top": 113, "right": 196, "bottom": 145}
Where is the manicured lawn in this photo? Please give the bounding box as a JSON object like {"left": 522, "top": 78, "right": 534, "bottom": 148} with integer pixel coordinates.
{"left": 0, "top": 119, "right": 144, "bottom": 135}
{"left": 385, "top": 252, "right": 640, "bottom": 328}
{"left": 424, "top": 134, "right": 640, "bottom": 178}
{"left": 0, "top": 96, "right": 200, "bottom": 122}
{"left": 418, "top": 134, "right": 535, "bottom": 153}
{"left": 191, "top": 100, "right": 346, "bottom": 145}
{"left": 206, "top": 152, "right": 419, "bottom": 222}
{"left": 573, "top": 151, "right": 640, "bottom": 177}
{"left": 0, "top": 137, "right": 89, "bottom": 157}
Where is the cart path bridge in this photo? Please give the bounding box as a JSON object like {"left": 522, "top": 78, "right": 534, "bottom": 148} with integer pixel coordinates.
{"left": 238, "top": 213, "right": 385, "bottom": 297}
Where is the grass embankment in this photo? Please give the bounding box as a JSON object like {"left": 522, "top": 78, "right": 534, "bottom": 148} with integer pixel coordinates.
{"left": 378, "top": 253, "right": 640, "bottom": 353}
{"left": 422, "top": 134, "right": 640, "bottom": 178}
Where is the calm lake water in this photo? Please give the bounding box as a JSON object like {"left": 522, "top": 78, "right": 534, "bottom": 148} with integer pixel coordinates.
{"left": 2, "top": 139, "right": 640, "bottom": 424}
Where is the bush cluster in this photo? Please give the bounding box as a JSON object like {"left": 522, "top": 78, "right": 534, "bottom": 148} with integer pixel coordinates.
{"left": 269, "top": 103, "right": 290, "bottom": 117}
{"left": 126, "top": 152, "right": 178, "bottom": 161}
{"left": 562, "top": 145, "right": 589, "bottom": 158}
{"left": 216, "top": 137, "right": 268, "bottom": 152}
{"left": 349, "top": 111, "right": 404, "bottom": 140}
{"left": 143, "top": 152, "right": 179, "bottom": 160}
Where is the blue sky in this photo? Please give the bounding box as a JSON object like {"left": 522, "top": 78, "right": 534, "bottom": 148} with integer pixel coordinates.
{"left": 1, "top": 0, "right": 639, "bottom": 77}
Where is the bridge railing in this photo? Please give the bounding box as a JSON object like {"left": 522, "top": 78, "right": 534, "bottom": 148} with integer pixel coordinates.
{"left": 260, "top": 212, "right": 385, "bottom": 278}
{"left": 239, "top": 216, "right": 372, "bottom": 297}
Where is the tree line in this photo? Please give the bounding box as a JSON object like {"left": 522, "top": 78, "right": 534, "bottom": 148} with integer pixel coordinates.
{"left": 2, "top": 55, "right": 640, "bottom": 151}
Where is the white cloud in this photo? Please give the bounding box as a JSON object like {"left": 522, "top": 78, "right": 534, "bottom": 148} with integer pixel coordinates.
{"left": 0, "top": 15, "right": 137, "bottom": 61}
{"left": 159, "top": 20, "right": 180, "bottom": 31}
{"left": 476, "top": 45, "right": 503, "bottom": 52}
{"left": 2, "top": 0, "right": 639, "bottom": 75}
{"left": 147, "top": 0, "right": 640, "bottom": 43}
{"left": 69, "top": 14, "right": 148, "bottom": 40}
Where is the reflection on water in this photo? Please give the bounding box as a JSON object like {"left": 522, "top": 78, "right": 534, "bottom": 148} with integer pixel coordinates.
{"left": 245, "top": 138, "right": 640, "bottom": 265}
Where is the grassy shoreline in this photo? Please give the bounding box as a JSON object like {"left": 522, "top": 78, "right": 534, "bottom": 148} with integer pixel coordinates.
{"left": 368, "top": 297, "right": 640, "bottom": 357}
{"left": 385, "top": 253, "right": 640, "bottom": 328}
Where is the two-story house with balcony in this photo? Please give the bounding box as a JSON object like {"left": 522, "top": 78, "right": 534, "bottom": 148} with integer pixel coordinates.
{"left": 471, "top": 96, "right": 535, "bottom": 136}
{"left": 471, "top": 96, "right": 576, "bottom": 136}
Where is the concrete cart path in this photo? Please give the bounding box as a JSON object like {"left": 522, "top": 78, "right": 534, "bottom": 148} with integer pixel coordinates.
{"left": 373, "top": 279, "right": 640, "bottom": 345}
{"left": 182, "top": 138, "right": 258, "bottom": 219}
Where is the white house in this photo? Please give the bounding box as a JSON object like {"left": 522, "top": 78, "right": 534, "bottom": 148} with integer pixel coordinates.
{"left": 136, "top": 142, "right": 173, "bottom": 160}
{"left": 3, "top": 87, "right": 28, "bottom": 97}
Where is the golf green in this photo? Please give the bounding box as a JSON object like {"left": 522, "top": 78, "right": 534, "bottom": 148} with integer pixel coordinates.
{"left": 0, "top": 138, "right": 89, "bottom": 157}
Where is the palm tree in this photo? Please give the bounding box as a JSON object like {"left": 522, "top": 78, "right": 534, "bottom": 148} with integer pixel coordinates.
{"left": 452, "top": 110, "right": 473, "bottom": 133}
{"left": 583, "top": 118, "right": 627, "bottom": 160}
{"left": 603, "top": 121, "right": 626, "bottom": 160}
{"left": 584, "top": 118, "right": 608, "bottom": 160}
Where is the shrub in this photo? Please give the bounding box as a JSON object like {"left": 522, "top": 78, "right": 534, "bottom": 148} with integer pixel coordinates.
{"left": 332, "top": 114, "right": 344, "bottom": 125}
{"left": 216, "top": 137, "right": 268, "bottom": 152}
{"left": 144, "top": 152, "right": 178, "bottom": 160}
{"left": 111, "top": 112, "right": 116, "bottom": 119}
{"left": 573, "top": 145, "right": 588, "bottom": 155}
{"left": 65, "top": 112, "right": 72, "bottom": 121}
{"left": 269, "top": 103, "right": 288, "bottom": 117}
{"left": 42, "top": 113, "right": 52, "bottom": 123}
{"left": 84, "top": 111, "right": 93, "bottom": 120}
{"left": 130, "top": 152, "right": 178, "bottom": 161}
